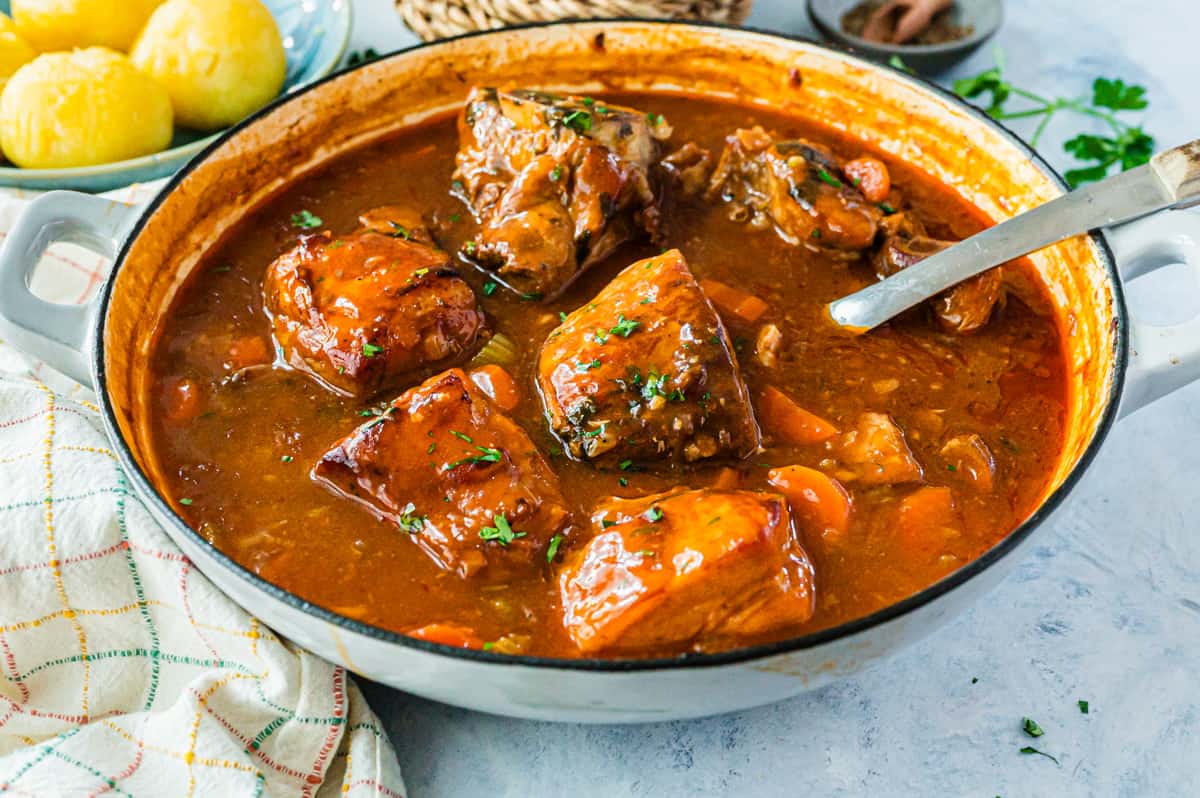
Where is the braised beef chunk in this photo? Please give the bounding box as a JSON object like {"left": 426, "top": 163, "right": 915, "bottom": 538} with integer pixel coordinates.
{"left": 312, "top": 368, "right": 571, "bottom": 578}
{"left": 874, "top": 212, "right": 1004, "bottom": 333}
{"left": 537, "top": 249, "right": 761, "bottom": 466}
{"left": 559, "top": 488, "right": 815, "bottom": 654}
{"left": 836, "top": 412, "right": 923, "bottom": 485}
{"left": 706, "top": 127, "right": 882, "bottom": 251}
{"left": 264, "top": 207, "right": 485, "bottom": 396}
{"left": 454, "top": 87, "right": 672, "bottom": 299}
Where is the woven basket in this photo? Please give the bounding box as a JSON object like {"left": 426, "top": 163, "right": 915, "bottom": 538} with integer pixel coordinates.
{"left": 396, "top": 0, "right": 754, "bottom": 42}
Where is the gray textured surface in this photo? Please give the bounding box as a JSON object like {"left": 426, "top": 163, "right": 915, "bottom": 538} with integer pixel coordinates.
{"left": 347, "top": 0, "right": 1200, "bottom": 794}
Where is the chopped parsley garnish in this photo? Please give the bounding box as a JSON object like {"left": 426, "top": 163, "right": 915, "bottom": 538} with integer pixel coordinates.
{"left": 389, "top": 221, "right": 411, "bottom": 239}
{"left": 618, "top": 459, "right": 635, "bottom": 471}
{"left": 451, "top": 431, "right": 473, "bottom": 443}
{"left": 426, "top": 442, "right": 436, "bottom": 454}
{"left": 413, "top": 268, "right": 429, "bottom": 277}
{"left": 280, "top": 455, "right": 293, "bottom": 463}
{"left": 178, "top": 498, "right": 193, "bottom": 506}
{"left": 362, "top": 342, "right": 384, "bottom": 358}
{"left": 582, "top": 97, "right": 595, "bottom": 106}
{"left": 644, "top": 506, "right": 663, "bottom": 523}
{"left": 550, "top": 165, "right": 563, "bottom": 182}
{"left": 668, "top": 389, "right": 685, "bottom": 403}
{"left": 446, "top": 443, "right": 504, "bottom": 469}
{"left": 1078, "top": 700, "right": 1089, "bottom": 714}
{"left": 449, "top": 213, "right": 461, "bottom": 223}
{"left": 618, "top": 477, "right": 628, "bottom": 486}
{"left": 816, "top": 168, "right": 842, "bottom": 188}
{"left": 811, "top": 229, "right": 822, "bottom": 239}
{"left": 363, "top": 407, "right": 397, "bottom": 429}
{"left": 546, "top": 533, "right": 564, "bottom": 563}
{"left": 601, "top": 519, "right": 617, "bottom": 528}
{"left": 482, "top": 641, "right": 494, "bottom": 651}
{"left": 946, "top": 464, "right": 958, "bottom": 471}
{"left": 610, "top": 315, "right": 640, "bottom": 337}
{"left": 561, "top": 110, "right": 592, "bottom": 132}
{"left": 879, "top": 202, "right": 897, "bottom": 215}
{"left": 593, "top": 329, "right": 609, "bottom": 344}
{"left": 1019, "top": 746, "right": 1059, "bottom": 764}
{"left": 480, "top": 513, "right": 526, "bottom": 546}
{"left": 582, "top": 422, "right": 607, "bottom": 439}
{"left": 1022, "top": 717, "right": 1045, "bottom": 738}
{"left": 639, "top": 297, "right": 653, "bottom": 304}
{"left": 359, "top": 409, "right": 374, "bottom": 417}
{"left": 397, "top": 502, "right": 425, "bottom": 533}
{"left": 575, "top": 359, "right": 601, "bottom": 372}
{"left": 214, "top": 264, "right": 232, "bottom": 273}
{"left": 464, "top": 240, "right": 477, "bottom": 255}
{"left": 290, "top": 210, "right": 322, "bottom": 229}
{"left": 483, "top": 281, "right": 498, "bottom": 296}
{"left": 640, "top": 371, "right": 669, "bottom": 401}
{"left": 646, "top": 112, "right": 664, "bottom": 126}
{"left": 559, "top": 311, "right": 569, "bottom": 323}
{"left": 521, "top": 292, "right": 543, "bottom": 301}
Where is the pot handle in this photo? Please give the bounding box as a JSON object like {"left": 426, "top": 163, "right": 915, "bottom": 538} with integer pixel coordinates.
{"left": 0, "top": 191, "right": 138, "bottom": 387}
{"left": 1108, "top": 209, "right": 1200, "bottom": 416}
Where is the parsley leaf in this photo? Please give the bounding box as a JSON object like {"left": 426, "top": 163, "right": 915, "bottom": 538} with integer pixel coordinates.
{"left": 953, "top": 49, "right": 1153, "bottom": 187}
{"left": 1092, "top": 77, "right": 1148, "bottom": 110}
{"left": 480, "top": 513, "right": 527, "bottom": 546}
{"left": 483, "top": 281, "right": 498, "bottom": 296}
{"left": 290, "top": 210, "right": 323, "bottom": 230}
{"left": 1078, "top": 700, "right": 1090, "bottom": 714}
{"left": 609, "top": 315, "right": 640, "bottom": 337}
{"left": 362, "top": 342, "right": 384, "bottom": 357}
{"left": 644, "top": 506, "right": 663, "bottom": 522}
{"left": 1022, "top": 717, "right": 1045, "bottom": 738}
{"left": 546, "top": 533, "right": 564, "bottom": 563}
{"left": 1019, "top": 746, "right": 1059, "bottom": 765}
{"left": 396, "top": 502, "right": 425, "bottom": 533}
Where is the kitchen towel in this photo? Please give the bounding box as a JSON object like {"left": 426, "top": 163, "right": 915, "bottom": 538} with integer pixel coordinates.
{"left": 0, "top": 183, "right": 406, "bottom": 797}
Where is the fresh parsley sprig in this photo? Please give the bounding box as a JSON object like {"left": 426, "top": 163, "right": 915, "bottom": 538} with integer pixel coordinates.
{"left": 953, "top": 49, "right": 1154, "bottom": 188}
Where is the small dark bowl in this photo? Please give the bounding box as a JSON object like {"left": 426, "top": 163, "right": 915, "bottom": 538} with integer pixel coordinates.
{"left": 808, "top": 0, "right": 1003, "bottom": 74}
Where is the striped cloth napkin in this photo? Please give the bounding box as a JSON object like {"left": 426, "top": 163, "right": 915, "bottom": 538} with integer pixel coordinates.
{"left": 0, "top": 184, "right": 405, "bottom": 797}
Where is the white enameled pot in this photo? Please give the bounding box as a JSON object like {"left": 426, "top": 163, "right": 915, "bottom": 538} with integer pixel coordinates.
{"left": 2, "top": 21, "right": 1199, "bottom": 723}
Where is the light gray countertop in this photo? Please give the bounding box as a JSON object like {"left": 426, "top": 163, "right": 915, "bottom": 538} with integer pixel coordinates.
{"left": 347, "top": 0, "right": 1200, "bottom": 794}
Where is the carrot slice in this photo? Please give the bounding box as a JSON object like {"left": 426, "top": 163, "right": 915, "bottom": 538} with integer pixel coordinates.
{"left": 843, "top": 157, "right": 891, "bottom": 203}
{"left": 162, "top": 377, "right": 204, "bottom": 424}
{"left": 896, "top": 486, "right": 958, "bottom": 558}
{"left": 758, "top": 386, "right": 839, "bottom": 445}
{"left": 470, "top": 364, "right": 520, "bottom": 412}
{"left": 406, "top": 623, "right": 484, "bottom": 650}
{"left": 699, "top": 278, "right": 770, "bottom": 324}
{"left": 227, "top": 335, "right": 272, "bottom": 370}
{"left": 768, "top": 465, "right": 852, "bottom": 542}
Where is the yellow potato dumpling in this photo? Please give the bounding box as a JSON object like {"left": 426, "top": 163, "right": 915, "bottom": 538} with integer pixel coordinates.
{"left": 0, "top": 48, "right": 173, "bottom": 169}
{"left": 131, "top": 0, "right": 286, "bottom": 132}
{"left": 0, "top": 14, "right": 36, "bottom": 90}
{"left": 11, "top": 0, "right": 162, "bottom": 53}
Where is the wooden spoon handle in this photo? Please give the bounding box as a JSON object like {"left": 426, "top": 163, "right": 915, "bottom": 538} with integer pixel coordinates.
{"left": 1152, "top": 139, "right": 1200, "bottom": 207}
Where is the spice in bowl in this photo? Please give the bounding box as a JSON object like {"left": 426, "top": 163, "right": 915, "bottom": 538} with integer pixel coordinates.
{"left": 842, "top": 0, "right": 975, "bottom": 45}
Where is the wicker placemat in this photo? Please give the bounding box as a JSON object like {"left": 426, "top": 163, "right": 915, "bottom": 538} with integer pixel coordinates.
{"left": 396, "top": 0, "right": 753, "bottom": 42}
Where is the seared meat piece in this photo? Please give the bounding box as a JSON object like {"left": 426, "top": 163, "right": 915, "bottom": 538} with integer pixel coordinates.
{"left": 313, "top": 368, "right": 571, "bottom": 579}
{"left": 837, "top": 412, "right": 923, "bottom": 485}
{"left": 559, "top": 488, "right": 815, "bottom": 654}
{"left": 661, "top": 141, "right": 713, "bottom": 197}
{"left": 706, "top": 126, "right": 881, "bottom": 250}
{"left": 455, "top": 88, "right": 672, "bottom": 299}
{"left": 874, "top": 212, "right": 1003, "bottom": 333}
{"left": 537, "top": 249, "right": 761, "bottom": 466}
{"left": 939, "top": 433, "right": 996, "bottom": 492}
{"left": 264, "top": 207, "right": 485, "bottom": 396}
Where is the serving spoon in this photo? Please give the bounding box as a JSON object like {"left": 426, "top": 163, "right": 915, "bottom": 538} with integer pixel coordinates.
{"left": 827, "top": 138, "right": 1200, "bottom": 332}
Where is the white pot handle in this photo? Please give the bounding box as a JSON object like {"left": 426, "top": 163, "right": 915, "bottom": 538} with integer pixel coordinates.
{"left": 1107, "top": 209, "right": 1200, "bottom": 416}
{"left": 0, "top": 191, "right": 139, "bottom": 387}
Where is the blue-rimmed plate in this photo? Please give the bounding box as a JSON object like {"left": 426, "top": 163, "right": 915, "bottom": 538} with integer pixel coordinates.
{"left": 0, "top": 0, "right": 352, "bottom": 192}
